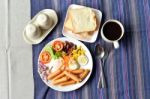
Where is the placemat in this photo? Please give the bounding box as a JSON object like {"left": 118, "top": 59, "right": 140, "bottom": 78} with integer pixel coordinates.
{"left": 31, "top": 0, "right": 150, "bottom": 99}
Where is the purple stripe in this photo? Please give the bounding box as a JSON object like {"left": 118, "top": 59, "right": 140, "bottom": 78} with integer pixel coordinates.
{"left": 130, "top": 0, "right": 144, "bottom": 98}
{"left": 144, "top": 0, "right": 150, "bottom": 54}
{"left": 122, "top": 47, "right": 130, "bottom": 99}
{"left": 118, "top": 0, "right": 130, "bottom": 99}
{"left": 142, "top": 0, "right": 150, "bottom": 98}
{"left": 128, "top": 1, "right": 142, "bottom": 99}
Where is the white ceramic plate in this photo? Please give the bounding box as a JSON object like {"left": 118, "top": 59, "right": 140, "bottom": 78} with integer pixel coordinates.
{"left": 38, "top": 37, "right": 93, "bottom": 92}
{"left": 23, "top": 9, "right": 58, "bottom": 44}
{"left": 62, "top": 4, "right": 102, "bottom": 43}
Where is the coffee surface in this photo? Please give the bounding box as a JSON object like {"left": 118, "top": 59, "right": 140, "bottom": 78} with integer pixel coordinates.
{"left": 103, "top": 22, "right": 122, "bottom": 40}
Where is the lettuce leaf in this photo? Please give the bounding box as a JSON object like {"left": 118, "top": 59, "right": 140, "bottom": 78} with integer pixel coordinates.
{"left": 44, "top": 45, "right": 62, "bottom": 59}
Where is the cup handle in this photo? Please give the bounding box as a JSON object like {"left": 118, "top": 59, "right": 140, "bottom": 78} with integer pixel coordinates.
{"left": 113, "top": 41, "right": 119, "bottom": 49}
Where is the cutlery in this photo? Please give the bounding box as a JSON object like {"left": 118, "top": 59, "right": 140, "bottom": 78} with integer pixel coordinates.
{"left": 95, "top": 44, "right": 108, "bottom": 88}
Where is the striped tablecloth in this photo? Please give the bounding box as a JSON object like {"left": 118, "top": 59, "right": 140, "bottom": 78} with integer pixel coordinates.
{"left": 31, "top": 0, "right": 150, "bottom": 99}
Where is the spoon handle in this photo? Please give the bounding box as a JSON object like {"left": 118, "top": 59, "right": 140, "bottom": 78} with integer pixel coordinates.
{"left": 97, "top": 60, "right": 106, "bottom": 88}
{"left": 100, "top": 67, "right": 106, "bottom": 88}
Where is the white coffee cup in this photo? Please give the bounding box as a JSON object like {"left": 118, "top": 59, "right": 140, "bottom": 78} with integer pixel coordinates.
{"left": 101, "top": 19, "right": 124, "bottom": 49}
{"left": 36, "top": 13, "right": 52, "bottom": 29}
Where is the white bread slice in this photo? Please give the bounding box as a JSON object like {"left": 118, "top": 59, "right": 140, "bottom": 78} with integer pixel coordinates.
{"left": 69, "top": 7, "right": 97, "bottom": 33}
{"left": 75, "top": 32, "right": 93, "bottom": 40}
{"left": 68, "top": 31, "right": 94, "bottom": 40}
{"left": 64, "top": 14, "right": 74, "bottom": 30}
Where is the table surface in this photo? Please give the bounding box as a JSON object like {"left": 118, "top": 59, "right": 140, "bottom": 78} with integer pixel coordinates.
{"left": 31, "top": 0, "right": 150, "bottom": 99}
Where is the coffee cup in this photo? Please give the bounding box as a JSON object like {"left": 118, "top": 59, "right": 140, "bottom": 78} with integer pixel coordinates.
{"left": 25, "top": 24, "right": 41, "bottom": 39}
{"left": 101, "top": 19, "right": 124, "bottom": 49}
{"left": 36, "top": 13, "right": 52, "bottom": 29}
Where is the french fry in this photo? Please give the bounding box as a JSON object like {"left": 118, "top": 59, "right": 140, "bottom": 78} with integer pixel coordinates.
{"left": 71, "top": 69, "right": 85, "bottom": 74}
{"left": 59, "top": 65, "right": 65, "bottom": 71}
{"left": 52, "top": 76, "right": 69, "bottom": 85}
{"left": 64, "top": 71, "right": 81, "bottom": 82}
{"left": 52, "top": 72, "right": 65, "bottom": 81}
{"left": 59, "top": 80, "right": 76, "bottom": 86}
{"left": 79, "top": 69, "right": 90, "bottom": 80}
{"left": 47, "top": 69, "right": 62, "bottom": 80}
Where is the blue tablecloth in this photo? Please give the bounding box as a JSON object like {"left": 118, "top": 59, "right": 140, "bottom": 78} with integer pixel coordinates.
{"left": 31, "top": 0, "right": 150, "bottom": 99}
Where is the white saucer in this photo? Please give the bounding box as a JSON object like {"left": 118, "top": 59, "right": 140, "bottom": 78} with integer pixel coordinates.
{"left": 23, "top": 9, "right": 58, "bottom": 44}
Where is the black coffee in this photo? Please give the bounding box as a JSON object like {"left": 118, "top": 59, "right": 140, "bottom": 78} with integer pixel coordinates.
{"left": 103, "top": 22, "right": 122, "bottom": 40}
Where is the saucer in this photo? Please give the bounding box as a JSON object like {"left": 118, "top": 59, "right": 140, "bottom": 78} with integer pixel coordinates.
{"left": 23, "top": 9, "right": 58, "bottom": 44}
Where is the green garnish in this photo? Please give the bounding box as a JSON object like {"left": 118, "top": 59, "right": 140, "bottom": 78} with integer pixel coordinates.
{"left": 55, "top": 51, "right": 62, "bottom": 58}
{"left": 44, "top": 45, "right": 62, "bottom": 60}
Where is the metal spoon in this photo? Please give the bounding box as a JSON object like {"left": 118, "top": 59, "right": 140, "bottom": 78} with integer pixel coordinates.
{"left": 95, "top": 44, "right": 108, "bottom": 88}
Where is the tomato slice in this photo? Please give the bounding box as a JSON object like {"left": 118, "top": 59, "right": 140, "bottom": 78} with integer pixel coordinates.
{"left": 40, "top": 51, "right": 51, "bottom": 64}
{"left": 52, "top": 41, "right": 64, "bottom": 52}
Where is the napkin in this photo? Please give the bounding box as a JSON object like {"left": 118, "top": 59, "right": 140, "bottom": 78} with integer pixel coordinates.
{"left": 0, "top": 0, "right": 34, "bottom": 99}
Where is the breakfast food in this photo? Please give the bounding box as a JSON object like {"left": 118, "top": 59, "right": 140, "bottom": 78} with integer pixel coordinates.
{"left": 52, "top": 40, "right": 64, "bottom": 51}
{"left": 73, "top": 32, "right": 94, "bottom": 40}
{"left": 59, "top": 80, "right": 76, "bottom": 86}
{"left": 52, "top": 76, "right": 69, "bottom": 85}
{"left": 68, "top": 58, "right": 80, "bottom": 70}
{"left": 64, "top": 7, "right": 97, "bottom": 40}
{"left": 47, "top": 69, "right": 62, "bottom": 80}
{"left": 65, "top": 7, "right": 97, "bottom": 33}
{"left": 77, "top": 55, "right": 88, "bottom": 66}
{"left": 38, "top": 40, "right": 90, "bottom": 87}
{"left": 70, "top": 8, "right": 96, "bottom": 33}
{"left": 71, "top": 69, "right": 84, "bottom": 74}
{"left": 79, "top": 69, "right": 90, "bottom": 80}
{"left": 64, "top": 16, "right": 73, "bottom": 31}
{"left": 40, "top": 51, "right": 51, "bottom": 64}
{"left": 52, "top": 72, "right": 65, "bottom": 81}
{"left": 64, "top": 71, "right": 81, "bottom": 82}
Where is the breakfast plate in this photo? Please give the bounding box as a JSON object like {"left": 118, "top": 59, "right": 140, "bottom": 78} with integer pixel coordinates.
{"left": 62, "top": 4, "right": 102, "bottom": 43}
{"left": 38, "top": 37, "right": 93, "bottom": 92}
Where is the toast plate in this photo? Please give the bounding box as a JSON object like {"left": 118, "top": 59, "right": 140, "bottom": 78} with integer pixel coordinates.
{"left": 62, "top": 4, "right": 102, "bottom": 43}
{"left": 23, "top": 9, "right": 58, "bottom": 44}
{"left": 38, "top": 37, "right": 93, "bottom": 92}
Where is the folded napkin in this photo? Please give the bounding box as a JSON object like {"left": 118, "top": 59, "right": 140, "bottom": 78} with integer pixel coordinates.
{"left": 0, "top": 0, "right": 34, "bottom": 99}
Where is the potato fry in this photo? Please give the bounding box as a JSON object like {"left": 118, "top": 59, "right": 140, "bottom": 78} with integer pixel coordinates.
{"left": 79, "top": 69, "right": 90, "bottom": 80}
{"left": 47, "top": 69, "right": 62, "bottom": 80}
{"left": 52, "top": 76, "right": 69, "bottom": 85}
{"left": 59, "top": 80, "right": 76, "bottom": 86}
{"left": 64, "top": 71, "right": 81, "bottom": 82}
{"left": 71, "top": 69, "right": 85, "bottom": 74}
{"left": 52, "top": 72, "right": 65, "bottom": 81}
{"left": 59, "top": 65, "right": 65, "bottom": 71}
